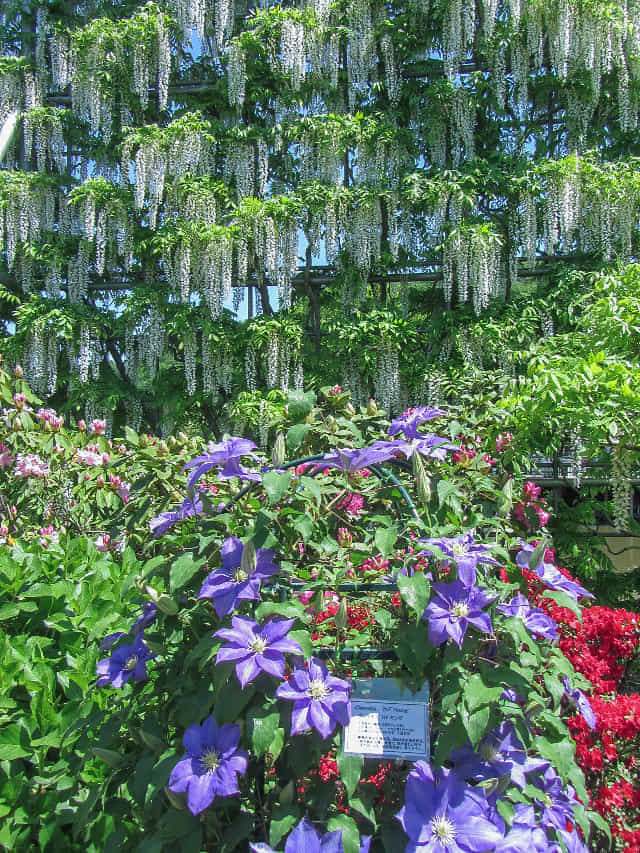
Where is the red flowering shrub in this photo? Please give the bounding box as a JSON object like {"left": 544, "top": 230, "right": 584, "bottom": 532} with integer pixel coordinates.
{"left": 523, "top": 549, "right": 640, "bottom": 851}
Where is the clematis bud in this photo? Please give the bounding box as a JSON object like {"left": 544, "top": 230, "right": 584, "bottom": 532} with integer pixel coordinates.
{"left": 413, "top": 452, "right": 431, "bottom": 505}
{"left": 92, "top": 747, "right": 123, "bottom": 768}
{"left": 366, "top": 398, "right": 378, "bottom": 416}
{"left": 334, "top": 597, "right": 348, "bottom": 629}
{"left": 271, "top": 432, "right": 286, "bottom": 468}
{"left": 241, "top": 540, "right": 257, "bottom": 575}
{"left": 344, "top": 403, "right": 356, "bottom": 417}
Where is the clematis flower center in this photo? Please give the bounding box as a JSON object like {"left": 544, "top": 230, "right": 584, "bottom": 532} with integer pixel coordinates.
{"left": 430, "top": 815, "right": 456, "bottom": 843}
{"left": 248, "top": 633, "right": 268, "bottom": 654}
{"left": 451, "top": 602, "right": 469, "bottom": 618}
{"left": 125, "top": 655, "right": 139, "bottom": 671}
{"left": 544, "top": 793, "right": 553, "bottom": 808}
{"left": 234, "top": 568, "right": 249, "bottom": 583}
{"left": 201, "top": 748, "right": 220, "bottom": 772}
{"left": 479, "top": 742, "right": 499, "bottom": 762}
{"left": 452, "top": 542, "right": 469, "bottom": 556}
{"left": 307, "top": 678, "right": 330, "bottom": 700}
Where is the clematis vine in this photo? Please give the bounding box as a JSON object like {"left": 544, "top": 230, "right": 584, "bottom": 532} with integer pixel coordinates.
{"left": 275, "top": 657, "right": 351, "bottom": 739}
{"left": 396, "top": 762, "right": 504, "bottom": 852}
{"left": 423, "top": 580, "right": 496, "bottom": 648}
{"left": 168, "top": 716, "right": 248, "bottom": 815}
{"left": 198, "top": 536, "right": 279, "bottom": 618}
{"left": 419, "top": 533, "right": 499, "bottom": 586}
{"left": 214, "top": 616, "right": 303, "bottom": 688}
{"left": 183, "top": 437, "right": 262, "bottom": 489}
{"left": 497, "top": 593, "right": 559, "bottom": 642}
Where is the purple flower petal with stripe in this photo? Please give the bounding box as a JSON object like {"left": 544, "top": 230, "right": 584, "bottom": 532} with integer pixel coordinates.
{"left": 198, "top": 536, "right": 279, "bottom": 618}
{"left": 423, "top": 580, "right": 497, "bottom": 648}
{"left": 215, "top": 615, "right": 303, "bottom": 688}
{"left": 276, "top": 657, "right": 351, "bottom": 739}
{"left": 168, "top": 715, "right": 248, "bottom": 815}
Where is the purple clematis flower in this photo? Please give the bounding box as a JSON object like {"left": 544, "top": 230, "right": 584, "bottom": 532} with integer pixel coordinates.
{"left": 214, "top": 616, "right": 303, "bottom": 688}
{"left": 423, "top": 580, "right": 497, "bottom": 648}
{"left": 99, "top": 602, "right": 159, "bottom": 651}
{"left": 96, "top": 633, "right": 154, "bottom": 688}
{"left": 396, "top": 762, "right": 504, "bottom": 852}
{"left": 556, "top": 827, "right": 589, "bottom": 853}
{"left": 388, "top": 406, "right": 446, "bottom": 440}
{"left": 316, "top": 442, "right": 399, "bottom": 473}
{"left": 451, "top": 722, "right": 548, "bottom": 790}
{"left": 533, "top": 767, "right": 581, "bottom": 833}
{"left": 419, "top": 533, "right": 499, "bottom": 586}
{"left": 198, "top": 536, "right": 279, "bottom": 618}
{"left": 250, "top": 815, "right": 345, "bottom": 853}
{"left": 149, "top": 495, "right": 203, "bottom": 537}
{"left": 497, "top": 594, "right": 559, "bottom": 642}
{"left": 561, "top": 677, "right": 596, "bottom": 730}
{"left": 385, "top": 435, "right": 458, "bottom": 463}
{"left": 275, "top": 657, "right": 351, "bottom": 739}
{"left": 183, "top": 437, "right": 262, "bottom": 490}
{"left": 168, "top": 715, "right": 248, "bottom": 815}
{"left": 131, "top": 601, "right": 158, "bottom": 635}
{"left": 494, "top": 805, "right": 551, "bottom": 852}
{"left": 515, "top": 543, "right": 593, "bottom": 600}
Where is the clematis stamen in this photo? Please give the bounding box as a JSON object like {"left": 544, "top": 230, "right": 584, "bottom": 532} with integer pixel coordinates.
{"left": 431, "top": 815, "right": 456, "bottom": 843}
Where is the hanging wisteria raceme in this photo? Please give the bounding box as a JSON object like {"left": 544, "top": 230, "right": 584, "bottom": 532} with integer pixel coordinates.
{"left": 23, "top": 325, "right": 48, "bottom": 397}
{"left": 184, "top": 332, "right": 198, "bottom": 396}
{"left": 611, "top": 445, "right": 634, "bottom": 531}
{"left": 78, "top": 323, "right": 91, "bottom": 385}
{"left": 374, "top": 343, "right": 401, "bottom": 414}
{"left": 442, "top": 226, "right": 504, "bottom": 315}
{"left": 202, "top": 337, "right": 234, "bottom": 403}
{"left": 244, "top": 346, "right": 257, "bottom": 393}
{"left": 227, "top": 42, "right": 247, "bottom": 109}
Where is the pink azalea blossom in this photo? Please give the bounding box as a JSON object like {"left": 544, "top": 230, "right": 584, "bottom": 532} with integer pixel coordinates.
{"left": 94, "top": 534, "right": 111, "bottom": 552}
{"left": 75, "top": 448, "right": 106, "bottom": 466}
{"left": 89, "top": 419, "right": 106, "bottom": 435}
{"left": 0, "top": 451, "right": 14, "bottom": 469}
{"left": 15, "top": 454, "right": 50, "bottom": 478}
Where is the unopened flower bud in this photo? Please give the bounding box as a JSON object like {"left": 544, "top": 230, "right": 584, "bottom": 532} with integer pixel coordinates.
{"left": 241, "top": 540, "right": 257, "bottom": 575}
{"left": 13, "top": 364, "right": 23, "bottom": 378}
{"left": 366, "top": 398, "right": 378, "bottom": 416}
{"left": 344, "top": 403, "right": 356, "bottom": 417}
{"left": 272, "top": 432, "right": 286, "bottom": 468}
{"left": 334, "top": 597, "right": 348, "bottom": 629}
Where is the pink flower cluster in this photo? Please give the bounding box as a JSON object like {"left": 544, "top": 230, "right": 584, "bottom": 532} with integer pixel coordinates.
{"left": 14, "top": 453, "right": 50, "bottom": 479}
{"left": 36, "top": 408, "right": 64, "bottom": 430}
{"left": 513, "top": 480, "right": 550, "bottom": 528}
{"left": 75, "top": 445, "right": 110, "bottom": 466}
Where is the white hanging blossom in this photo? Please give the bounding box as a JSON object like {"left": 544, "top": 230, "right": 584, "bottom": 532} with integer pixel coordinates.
{"left": 611, "top": 445, "right": 633, "bottom": 531}
{"left": 245, "top": 345, "right": 257, "bottom": 392}
{"left": 184, "top": 332, "right": 198, "bottom": 395}
{"left": 78, "top": 323, "right": 91, "bottom": 384}
{"left": 228, "top": 43, "right": 247, "bottom": 108}
{"left": 374, "top": 343, "right": 401, "bottom": 415}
